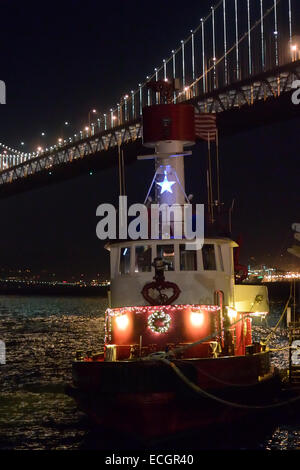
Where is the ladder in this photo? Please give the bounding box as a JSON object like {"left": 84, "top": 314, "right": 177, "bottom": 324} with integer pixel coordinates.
{"left": 288, "top": 322, "right": 300, "bottom": 385}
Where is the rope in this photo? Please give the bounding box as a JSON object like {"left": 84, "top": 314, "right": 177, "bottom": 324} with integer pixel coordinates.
{"left": 192, "top": 365, "right": 262, "bottom": 388}
{"left": 165, "top": 314, "right": 248, "bottom": 359}
{"left": 188, "top": 345, "right": 292, "bottom": 387}
{"left": 159, "top": 357, "right": 300, "bottom": 410}
{"left": 269, "top": 346, "right": 291, "bottom": 352}
{"left": 143, "top": 293, "right": 268, "bottom": 362}
{"left": 265, "top": 286, "right": 292, "bottom": 345}
{"left": 142, "top": 292, "right": 292, "bottom": 390}
{"left": 143, "top": 307, "right": 261, "bottom": 389}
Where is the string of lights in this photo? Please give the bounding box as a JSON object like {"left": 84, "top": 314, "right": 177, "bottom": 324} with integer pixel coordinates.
{"left": 106, "top": 304, "right": 220, "bottom": 317}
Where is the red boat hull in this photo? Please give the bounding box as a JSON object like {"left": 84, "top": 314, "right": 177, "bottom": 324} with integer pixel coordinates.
{"left": 67, "top": 352, "right": 282, "bottom": 441}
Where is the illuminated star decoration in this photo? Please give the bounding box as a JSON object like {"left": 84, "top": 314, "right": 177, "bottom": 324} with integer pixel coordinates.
{"left": 157, "top": 171, "right": 176, "bottom": 194}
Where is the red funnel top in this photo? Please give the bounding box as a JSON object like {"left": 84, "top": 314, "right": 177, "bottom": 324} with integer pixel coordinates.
{"left": 142, "top": 104, "right": 195, "bottom": 148}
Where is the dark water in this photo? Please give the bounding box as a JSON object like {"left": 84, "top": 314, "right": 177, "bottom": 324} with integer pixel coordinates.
{"left": 0, "top": 293, "right": 299, "bottom": 450}
{"left": 0, "top": 295, "right": 106, "bottom": 450}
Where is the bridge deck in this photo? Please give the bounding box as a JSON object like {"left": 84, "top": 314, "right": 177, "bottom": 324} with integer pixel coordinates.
{"left": 0, "top": 61, "right": 300, "bottom": 198}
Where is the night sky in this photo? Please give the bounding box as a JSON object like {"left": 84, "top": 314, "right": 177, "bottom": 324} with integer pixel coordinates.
{"left": 0, "top": 0, "right": 299, "bottom": 279}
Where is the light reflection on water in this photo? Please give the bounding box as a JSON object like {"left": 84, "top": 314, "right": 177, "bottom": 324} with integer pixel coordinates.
{"left": 0, "top": 295, "right": 106, "bottom": 450}
{"left": 0, "top": 295, "right": 299, "bottom": 450}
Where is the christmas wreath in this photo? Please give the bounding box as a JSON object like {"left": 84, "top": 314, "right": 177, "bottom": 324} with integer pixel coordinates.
{"left": 148, "top": 311, "right": 171, "bottom": 334}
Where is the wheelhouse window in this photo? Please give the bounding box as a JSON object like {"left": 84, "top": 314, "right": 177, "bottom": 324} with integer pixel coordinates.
{"left": 157, "top": 244, "right": 175, "bottom": 271}
{"left": 202, "top": 244, "right": 216, "bottom": 271}
{"left": 135, "top": 246, "right": 152, "bottom": 273}
{"left": 180, "top": 245, "right": 197, "bottom": 271}
{"left": 119, "top": 247, "right": 131, "bottom": 274}
{"left": 218, "top": 245, "right": 224, "bottom": 271}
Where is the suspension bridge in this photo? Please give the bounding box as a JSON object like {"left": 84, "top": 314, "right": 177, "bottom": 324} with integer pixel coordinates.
{"left": 0, "top": 0, "right": 299, "bottom": 197}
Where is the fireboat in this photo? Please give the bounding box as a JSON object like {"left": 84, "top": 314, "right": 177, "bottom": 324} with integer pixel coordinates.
{"left": 67, "top": 90, "right": 290, "bottom": 444}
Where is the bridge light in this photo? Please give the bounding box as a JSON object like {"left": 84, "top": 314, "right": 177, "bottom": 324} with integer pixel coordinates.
{"left": 290, "top": 37, "right": 300, "bottom": 61}
{"left": 88, "top": 109, "right": 97, "bottom": 126}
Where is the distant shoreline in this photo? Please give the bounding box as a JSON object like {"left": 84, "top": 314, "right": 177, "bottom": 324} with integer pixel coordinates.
{"left": 0, "top": 279, "right": 298, "bottom": 301}
{"left": 0, "top": 280, "right": 109, "bottom": 297}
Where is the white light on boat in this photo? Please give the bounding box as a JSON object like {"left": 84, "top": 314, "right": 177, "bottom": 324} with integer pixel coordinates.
{"left": 250, "top": 312, "right": 268, "bottom": 317}
{"left": 227, "top": 307, "right": 237, "bottom": 321}
{"left": 190, "top": 312, "right": 204, "bottom": 327}
{"left": 115, "top": 314, "right": 129, "bottom": 330}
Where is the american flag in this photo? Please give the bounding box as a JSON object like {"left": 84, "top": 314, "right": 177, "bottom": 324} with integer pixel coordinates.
{"left": 194, "top": 112, "right": 217, "bottom": 142}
